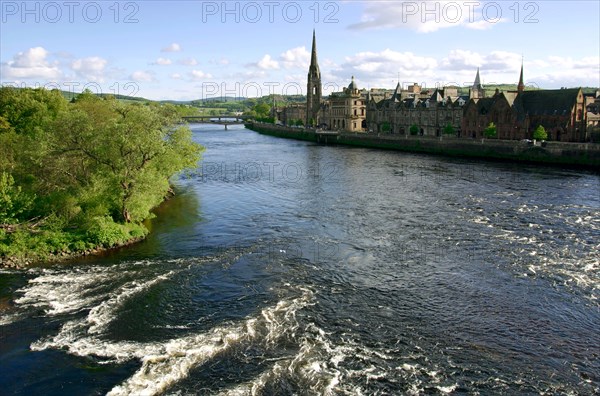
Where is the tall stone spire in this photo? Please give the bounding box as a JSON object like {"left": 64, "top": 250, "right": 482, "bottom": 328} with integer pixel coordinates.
{"left": 309, "top": 29, "right": 320, "bottom": 77}
{"left": 470, "top": 68, "right": 484, "bottom": 99}
{"left": 306, "top": 29, "right": 322, "bottom": 126}
{"left": 517, "top": 59, "right": 525, "bottom": 93}
{"left": 473, "top": 67, "right": 482, "bottom": 89}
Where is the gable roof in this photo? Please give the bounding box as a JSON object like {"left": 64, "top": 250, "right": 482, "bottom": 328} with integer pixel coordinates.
{"left": 514, "top": 88, "right": 581, "bottom": 118}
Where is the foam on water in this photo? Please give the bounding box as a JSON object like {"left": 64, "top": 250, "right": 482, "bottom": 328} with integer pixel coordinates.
{"left": 15, "top": 269, "right": 122, "bottom": 316}
{"left": 465, "top": 198, "right": 600, "bottom": 303}
{"left": 26, "top": 263, "right": 315, "bottom": 395}
{"left": 217, "top": 318, "right": 459, "bottom": 396}
{"left": 107, "top": 288, "right": 314, "bottom": 395}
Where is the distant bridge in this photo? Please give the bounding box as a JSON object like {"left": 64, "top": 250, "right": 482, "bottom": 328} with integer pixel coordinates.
{"left": 181, "top": 115, "right": 251, "bottom": 130}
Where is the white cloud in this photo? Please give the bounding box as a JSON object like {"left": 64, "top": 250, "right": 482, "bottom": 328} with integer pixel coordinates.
{"left": 209, "top": 58, "right": 230, "bottom": 66}
{"left": 440, "top": 50, "right": 521, "bottom": 72}
{"left": 130, "top": 70, "right": 155, "bottom": 82}
{"left": 527, "top": 56, "right": 600, "bottom": 88}
{"left": 152, "top": 57, "right": 172, "bottom": 65}
{"left": 254, "top": 54, "right": 279, "bottom": 70}
{"left": 71, "top": 56, "right": 108, "bottom": 82}
{"left": 179, "top": 58, "right": 198, "bottom": 66}
{"left": 189, "top": 70, "right": 213, "bottom": 80}
{"left": 547, "top": 56, "right": 600, "bottom": 70}
{"left": 350, "top": 1, "right": 504, "bottom": 33}
{"left": 1, "top": 47, "right": 62, "bottom": 80}
{"left": 280, "top": 46, "right": 310, "bottom": 69}
{"left": 161, "top": 43, "right": 181, "bottom": 52}
{"left": 171, "top": 73, "right": 182, "bottom": 79}
{"left": 339, "top": 49, "right": 438, "bottom": 77}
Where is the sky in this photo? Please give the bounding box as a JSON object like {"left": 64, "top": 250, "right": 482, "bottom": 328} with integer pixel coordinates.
{"left": 1, "top": 0, "right": 599, "bottom": 100}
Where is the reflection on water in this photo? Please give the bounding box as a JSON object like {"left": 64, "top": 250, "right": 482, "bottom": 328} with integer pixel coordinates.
{"left": 1, "top": 124, "right": 599, "bottom": 395}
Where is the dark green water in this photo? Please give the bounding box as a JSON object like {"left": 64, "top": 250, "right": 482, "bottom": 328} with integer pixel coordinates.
{"left": 1, "top": 124, "right": 599, "bottom": 395}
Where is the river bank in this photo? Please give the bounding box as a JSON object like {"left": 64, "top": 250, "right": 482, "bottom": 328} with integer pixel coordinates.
{"left": 247, "top": 122, "right": 600, "bottom": 169}
{"left": 0, "top": 236, "right": 146, "bottom": 269}
{"left": 0, "top": 188, "right": 181, "bottom": 270}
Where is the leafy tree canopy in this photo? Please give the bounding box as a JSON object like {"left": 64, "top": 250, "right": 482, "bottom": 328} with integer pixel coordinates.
{"left": 484, "top": 122, "right": 497, "bottom": 138}
{"left": 443, "top": 123, "right": 455, "bottom": 135}
{"left": 533, "top": 125, "right": 548, "bottom": 141}
{"left": 0, "top": 87, "right": 204, "bottom": 262}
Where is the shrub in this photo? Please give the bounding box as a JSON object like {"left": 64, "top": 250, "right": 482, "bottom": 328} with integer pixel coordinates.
{"left": 410, "top": 124, "right": 419, "bottom": 135}
{"left": 85, "top": 216, "right": 131, "bottom": 247}
{"left": 533, "top": 125, "right": 548, "bottom": 141}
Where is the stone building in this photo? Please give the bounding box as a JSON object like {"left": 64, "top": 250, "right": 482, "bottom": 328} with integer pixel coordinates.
{"left": 274, "top": 104, "right": 306, "bottom": 126}
{"left": 462, "top": 66, "right": 588, "bottom": 141}
{"left": 322, "top": 76, "right": 367, "bottom": 132}
{"left": 366, "top": 83, "right": 466, "bottom": 136}
{"left": 585, "top": 90, "right": 600, "bottom": 141}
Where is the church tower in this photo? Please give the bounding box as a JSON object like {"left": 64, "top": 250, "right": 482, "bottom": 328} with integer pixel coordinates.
{"left": 470, "top": 68, "right": 485, "bottom": 100}
{"left": 306, "top": 30, "right": 322, "bottom": 126}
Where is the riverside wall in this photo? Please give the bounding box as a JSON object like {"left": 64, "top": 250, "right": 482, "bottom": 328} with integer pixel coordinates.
{"left": 246, "top": 123, "right": 600, "bottom": 169}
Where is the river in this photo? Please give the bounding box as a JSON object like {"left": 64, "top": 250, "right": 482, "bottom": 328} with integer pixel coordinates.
{"left": 1, "top": 124, "right": 599, "bottom": 395}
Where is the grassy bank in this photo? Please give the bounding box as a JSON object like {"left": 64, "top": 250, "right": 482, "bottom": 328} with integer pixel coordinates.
{"left": 0, "top": 214, "right": 149, "bottom": 268}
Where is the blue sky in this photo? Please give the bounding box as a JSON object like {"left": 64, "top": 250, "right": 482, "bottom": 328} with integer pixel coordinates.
{"left": 1, "top": 0, "right": 599, "bottom": 100}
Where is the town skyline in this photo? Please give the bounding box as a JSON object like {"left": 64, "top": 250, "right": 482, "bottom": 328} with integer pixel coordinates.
{"left": 1, "top": 1, "right": 599, "bottom": 100}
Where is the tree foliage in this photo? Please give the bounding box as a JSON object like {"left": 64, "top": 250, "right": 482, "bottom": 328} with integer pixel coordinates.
{"left": 381, "top": 121, "right": 391, "bottom": 133}
{"left": 443, "top": 123, "right": 455, "bottom": 135}
{"left": 483, "top": 122, "right": 497, "bottom": 138}
{"left": 0, "top": 87, "right": 204, "bottom": 260}
{"left": 533, "top": 125, "right": 547, "bottom": 141}
{"left": 410, "top": 124, "right": 419, "bottom": 135}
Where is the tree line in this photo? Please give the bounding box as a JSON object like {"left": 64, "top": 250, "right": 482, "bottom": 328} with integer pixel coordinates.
{"left": 0, "top": 87, "right": 204, "bottom": 262}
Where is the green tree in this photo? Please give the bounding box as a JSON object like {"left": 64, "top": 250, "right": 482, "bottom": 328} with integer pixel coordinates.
{"left": 254, "top": 103, "right": 270, "bottom": 119}
{"left": 410, "top": 124, "right": 419, "bottom": 135}
{"left": 0, "top": 88, "right": 204, "bottom": 261}
{"left": 443, "top": 123, "right": 455, "bottom": 135}
{"left": 52, "top": 96, "right": 203, "bottom": 223}
{"left": 381, "top": 121, "right": 391, "bottom": 133}
{"left": 0, "top": 172, "right": 34, "bottom": 224}
{"left": 483, "top": 122, "right": 497, "bottom": 138}
{"left": 533, "top": 125, "right": 547, "bottom": 141}
{"left": 295, "top": 119, "right": 304, "bottom": 127}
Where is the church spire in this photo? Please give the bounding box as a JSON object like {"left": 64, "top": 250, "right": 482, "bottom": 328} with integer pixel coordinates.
{"left": 470, "top": 67, "right": 484, "bottom": 99}
{"left": 309, "top": 29, "right": 320, "bottom": 77}
{"left": 517, "top": 58, "right": 525, "bottom": 93}
{"left": 306, "top": 30, "right": 322, "bottom": 126}
{"left": 473, "top": 67, "right": 482, "bottom": 89}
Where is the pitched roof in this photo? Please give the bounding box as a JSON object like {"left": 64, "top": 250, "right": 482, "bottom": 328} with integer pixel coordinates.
{"left": 515, "top": 88, "right": 581, "bottom": 117}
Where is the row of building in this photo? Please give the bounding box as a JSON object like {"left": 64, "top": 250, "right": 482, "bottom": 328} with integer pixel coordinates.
{"left": 273, "top": 31, "right": 599, "bottom": 143}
